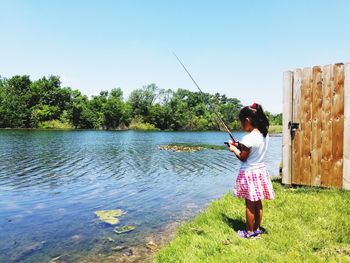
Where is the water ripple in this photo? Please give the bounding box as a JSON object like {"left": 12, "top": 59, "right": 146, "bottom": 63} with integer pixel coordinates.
{"left": 0, "top": 130, "right": 281, "bottom": 263}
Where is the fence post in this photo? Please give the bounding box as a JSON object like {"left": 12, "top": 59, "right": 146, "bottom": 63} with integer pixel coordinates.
{"left": 282, "top": 71, "right": 293, "bottom": 185}
{"left": 343, "top": 63, "right": 350, "bottom": 190}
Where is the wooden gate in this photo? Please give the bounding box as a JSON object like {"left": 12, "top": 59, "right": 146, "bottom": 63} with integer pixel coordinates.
{"left": 282, "top": 63, "right": 350, "bottom": 189}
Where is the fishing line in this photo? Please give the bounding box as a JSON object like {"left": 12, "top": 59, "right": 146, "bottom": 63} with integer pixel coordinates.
{"left": 173, "top": 52, "right": 238, "bottom": 144}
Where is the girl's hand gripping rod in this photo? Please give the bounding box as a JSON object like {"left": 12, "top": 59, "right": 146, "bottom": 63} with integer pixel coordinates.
{"left": 173, "top": 53, "right": 240, "bottom": 148}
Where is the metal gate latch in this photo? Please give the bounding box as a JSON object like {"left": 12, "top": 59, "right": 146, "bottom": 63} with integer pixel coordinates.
{"left": 288, "top": 121, "right": 299, "bottom": 139}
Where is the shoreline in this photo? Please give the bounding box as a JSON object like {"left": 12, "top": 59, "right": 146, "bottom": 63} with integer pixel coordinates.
{"left": 71, "top": 222, "right": 181, "bottom": 263}
{"left": 0, "top": 128, "right": 283, "bottom": 135}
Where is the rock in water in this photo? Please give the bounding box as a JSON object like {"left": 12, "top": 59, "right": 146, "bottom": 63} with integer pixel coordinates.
{"left": 114, "top": 225, "right": 136, "bottom": 234}
{"left": 12, "top": 241, "right": 46, "bottom": 261}
{"left": 146, "top": 241, "right": 157, "bottom": 251}
{"left": 107, "top": 237, "right": 115, "bottom": 242}
{"left": 49, "top": 255, "right": 62, "bottom": 263}
{"left": 111, "top": 245, "right": 127, "bottom": 251}
{"left": 94, "top": 209, "right": 126, "bottom": 225}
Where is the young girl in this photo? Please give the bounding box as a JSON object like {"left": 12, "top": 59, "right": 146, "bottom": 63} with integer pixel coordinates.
{"left": 229, "top": 103, "right": 275, "bottom": 239}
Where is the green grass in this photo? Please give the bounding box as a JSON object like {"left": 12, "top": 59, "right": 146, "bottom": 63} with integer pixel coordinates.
{"left": 269, "top": 125, "right": 282, "bottom": 134}
{"left": 154, "top": 181, "right": 350, "bottom": 263}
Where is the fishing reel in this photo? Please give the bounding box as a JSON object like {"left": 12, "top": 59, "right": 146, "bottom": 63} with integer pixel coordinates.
{"left": 224, "top": 140, "right": 242, "bottom": 150}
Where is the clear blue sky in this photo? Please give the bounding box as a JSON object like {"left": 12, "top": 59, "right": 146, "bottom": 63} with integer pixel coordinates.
{"left": 1, "top": 0, "right": 350, "bottom": 113}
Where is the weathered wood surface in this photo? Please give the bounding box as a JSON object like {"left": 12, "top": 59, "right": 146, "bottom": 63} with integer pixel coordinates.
{"left": 310, "top": 66, "right": 322, "bottom": 186}
{"left": 285, "top": 63, "right": 347, "bottom": 189}
{"left": 331, "top": 63, "right": 344, "bottom": 187}
{"left": 299, "top": 67, "right": 312, "bottom": 186}
{"left": 343, "top": 63, "right": 350, "bottom": 190}
{"left": 321, "top": 65, "right": 333, "bottom": 187}
{"left": 282, "top": 71, "right": 293, "bottom": 185}
{"left": 291, "top": 69, "right": 302, "bottom": 185}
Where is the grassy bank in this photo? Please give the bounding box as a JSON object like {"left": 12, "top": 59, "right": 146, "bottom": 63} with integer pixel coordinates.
{"left": 154, "top": 181, "right": 350, "bottom": 262}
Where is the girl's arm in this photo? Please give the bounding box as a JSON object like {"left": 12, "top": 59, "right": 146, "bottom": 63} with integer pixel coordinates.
{"left": 229, "top": 143, "right": 250, "bottom": 162}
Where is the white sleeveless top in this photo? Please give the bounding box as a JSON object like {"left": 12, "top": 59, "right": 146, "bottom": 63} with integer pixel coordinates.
{"left": 240, "top": 129, "right": 269, "bottom": 169}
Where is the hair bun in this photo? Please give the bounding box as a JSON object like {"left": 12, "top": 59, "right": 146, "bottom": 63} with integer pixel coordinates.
{"left": 239, "top": 103, "right": 269, "bottom": 137}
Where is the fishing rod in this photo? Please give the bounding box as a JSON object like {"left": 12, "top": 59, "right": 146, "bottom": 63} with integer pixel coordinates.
{"left": 173, "top": 52, "right": 238, "bottom": 145}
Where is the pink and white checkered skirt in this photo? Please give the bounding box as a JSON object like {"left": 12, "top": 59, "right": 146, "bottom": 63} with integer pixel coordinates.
{"left": 234, "top": 165, "right": 275, "bottom": 202}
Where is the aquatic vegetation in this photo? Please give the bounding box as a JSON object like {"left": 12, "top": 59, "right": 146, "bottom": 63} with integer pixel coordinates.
{"left": 94, "top": 209, "right": 126, "bottom": 225}
{"left": 159, "top": 145, "right": 203, "bottom": 152}
{"left": 158, "top": 143, "right": 227, "bottom": 152}
{"left": 114, "top": 225, "right": 136, "bottom": 234}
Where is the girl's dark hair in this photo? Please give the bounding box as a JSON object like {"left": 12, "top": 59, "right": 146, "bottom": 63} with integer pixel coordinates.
{"left": 238, "top": 103, "right": 269, "bottom": 137}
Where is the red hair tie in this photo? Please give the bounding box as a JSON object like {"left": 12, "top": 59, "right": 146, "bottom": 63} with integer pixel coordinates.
{"left": 251, "top": 103, "right": 257, "bottom": 109}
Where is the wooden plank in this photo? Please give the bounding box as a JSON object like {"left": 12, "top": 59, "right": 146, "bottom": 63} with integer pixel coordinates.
{"left": 299, "top": 67, "right": 312, "bottom": 186}
{"left": 282, "top": 71, "right": 293, "bottom": 185}
{"left": 291, "top": 69, "right": 302, "bottom": 184}
{"left": 321, "top": 65, "right": 333, "bottom": 187}
{"left": 310, "top": 66, "right": 322, "bottom": 186}
{"left": 343, "top": 63, "right": 350, "bottom": 190}
{"left": 331, "top": 63, "right": 344, "bottom": 188}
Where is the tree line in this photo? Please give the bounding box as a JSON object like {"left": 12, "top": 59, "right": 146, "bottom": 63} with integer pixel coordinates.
{"left": 0, "top": 75, "right": 282, "bottom": 130}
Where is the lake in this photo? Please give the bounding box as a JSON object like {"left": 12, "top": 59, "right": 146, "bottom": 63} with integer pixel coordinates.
{"left": 0, "top": 130, "right": 281, "bottom": 262}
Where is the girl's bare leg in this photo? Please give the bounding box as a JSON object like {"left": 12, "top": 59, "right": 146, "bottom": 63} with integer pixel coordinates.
{"left": 254, "top": 200, "right": 263, "bottom": 231}
{"left": 245, "top": 199, "right": 255, "bottom": 232}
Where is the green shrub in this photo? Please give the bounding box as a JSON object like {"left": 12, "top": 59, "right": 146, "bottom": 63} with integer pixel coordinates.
{"left": 129, "top": 117, "right": 159, "bottom": 131}
{"left": 38, "top": 120, "right": 73, "bottom": 129}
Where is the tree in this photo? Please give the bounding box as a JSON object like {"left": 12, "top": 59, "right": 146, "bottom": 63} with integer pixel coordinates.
{"left": 128, "top": 84, "right": 158, "bottom": 117}
{"left": 68, "top": 90, "right": 96, "bottom": 129}
{"left": 0, "top": 75, "right": 32, "bottom": 127}
{"left": 0, "top": 74, "right": 267, "bottom": 131}
{"left": 103, "top": 88, "right": 126, "bottom": 129}
{"left": 266, "top": 112, "right": 282, "bottom": 126}
{"left": 219, "top": 97, "right": 242, "bottom": 130}
{"left": 29, "top": 76, "right": 72, "bottom": 127}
